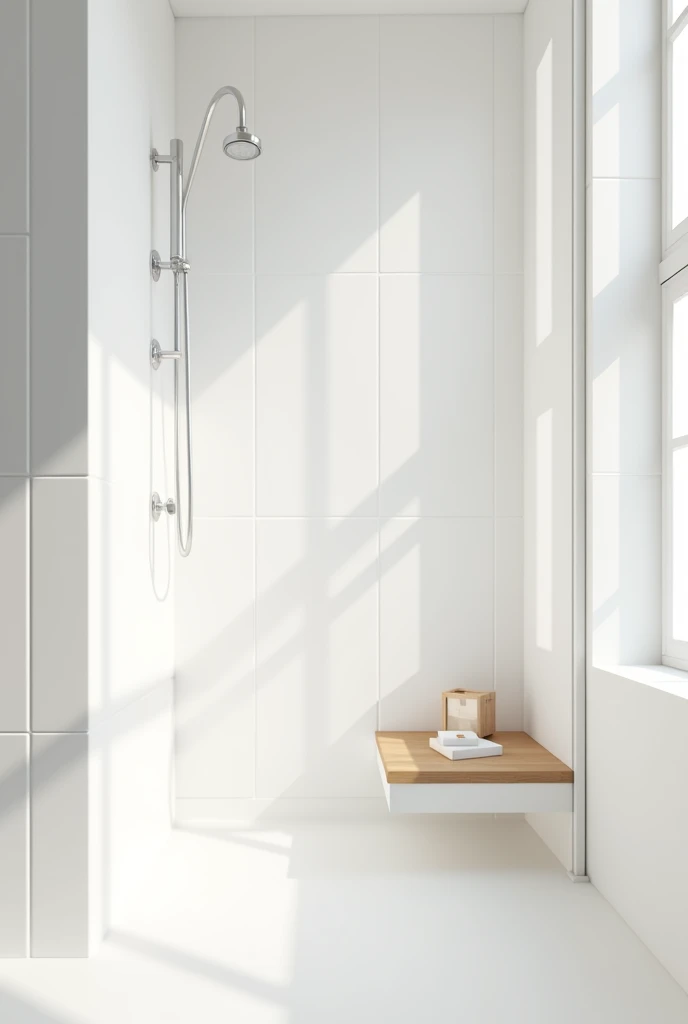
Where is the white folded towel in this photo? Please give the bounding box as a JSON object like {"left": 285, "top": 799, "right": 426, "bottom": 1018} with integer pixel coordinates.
{"left": 437, "top": 730, "right": 479, "bottom": 747}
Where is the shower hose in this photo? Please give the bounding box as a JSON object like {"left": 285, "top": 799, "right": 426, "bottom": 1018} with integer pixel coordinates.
{"left": 174, "top": 268, "right": 193, "bottom": 557}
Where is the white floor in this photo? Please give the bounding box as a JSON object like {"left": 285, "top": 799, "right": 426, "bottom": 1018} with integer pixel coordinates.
{"left": 0, "top": 817, "right": 687, "bottom": 1023}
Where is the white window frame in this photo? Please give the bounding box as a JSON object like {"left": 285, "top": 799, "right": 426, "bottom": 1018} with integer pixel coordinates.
{"left": 663, "top": 266, "right": 688, "bottom": 670}
{"left": 662, "top": 1, "right": 688, "bottom": 668}
{"left": 662, "top": 0, "right": 688, "bottom": 269}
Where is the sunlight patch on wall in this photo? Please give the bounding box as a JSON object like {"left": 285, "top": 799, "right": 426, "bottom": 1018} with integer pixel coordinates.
{"left": 535, "top": 40, "right": 553, "bottom": 346}
{"left": 592, "top": 103, "right": 619, "bottom": 178}
{"left": 380, "top": 192, "right": 421, "bottom": 273}
{"left": 380, "top": 271, "right": 420, "bottom": 500}
{"left": 380, "top": 519, "right": 420, "bottom": 691}
{"left": 672, "top": 27, "right": 688, "bottom": 229}
{"left": 535, "top": 408, "right": 553, "bottom": 652}
{"left": 592, "top": 179, "right": 619, "bottom": 297}
{"left": 592, "top": 356, "right": 620, "bottom": 471}
{"left": 592, "top": 477, "right": 620, "bottom": 663}
{"left": 592, "top": 0, "right": 619, "bottom": 95}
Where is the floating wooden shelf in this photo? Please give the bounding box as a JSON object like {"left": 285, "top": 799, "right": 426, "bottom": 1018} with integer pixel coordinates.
{"left": 376, "top": 732, "right": 574, "bottom": 814}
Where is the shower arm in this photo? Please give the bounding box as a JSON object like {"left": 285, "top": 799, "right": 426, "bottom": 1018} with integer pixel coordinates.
{"left": 182, "top": 85, "right": 247, "bottom": 216}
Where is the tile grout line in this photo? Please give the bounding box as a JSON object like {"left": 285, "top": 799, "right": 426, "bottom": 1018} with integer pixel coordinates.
{"left": 252, "top": 14, "right": 258, "bottom": 801}
{"left": 191, "top": 514, "right": 522, "bottom": 521}
{"left": 26, "top": 0, "right": 32, "bottom": 957}
{"left": 185, "top": 271, "right": 525, "bottom": 279}
{"left": 376, "top": 13, "right": 381, "bottom": 733}
{"left": 492, "top": 15, "right": 498, "bottom": 701}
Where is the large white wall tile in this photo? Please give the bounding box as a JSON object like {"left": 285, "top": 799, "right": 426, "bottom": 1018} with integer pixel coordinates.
{"left": 255, "top": 17, "right": 378, "bottom": 273}
{"left": 590, "top": 179, "right": 661, "bottom": 476}
{"left": 380, "top": 274, "right": 493, "bottom": 517}
{"left": 89, "top": 680, "right": 173, "bottom": 945}
{"left": 32, "top": 478, "right": 88, "bottom": 733}
{"left": 30, "top": 0, "right": 88, "bottom": 476}
{"left": 175, "top": 18, "right": 254, "bottom": 274}
{"left": 0, "top": 735, "right": 28, "bottom": 957}
{"left": 31, "top": 733, "right": 88, "bottom": 957}
{"left": 495, "top": 517, "right": 524, "bottom": 729}
{"left": 494, "top": 16, "right": 524, "bottom": 274}
{"left": 0, "top": 0, "right": 28, "bottom": 233}
{"left": 176, "top": 519, "right": 255, "bottom": 798}
{"left": 256, "top": 518, "right": 379, "bottom": 798}
{"left": 257, "top": 275, "right": 378, "bottom": 516}
{"left": 590, "top": 0, "right": 660, "bottom": 181}
{"left": 0, "top": 238, "right": 28, "bottom": 475}
{"left": 0, "top": 480, "right": 28, "bottom": 732}
{"left": 380, "top": 16, "right": 493, "bottom": 273}
{"left": 191, "top": 274, "right": 254, "bottom": 516}
{"left": 380, "top": 518, "right": 493, "bottom": 730}
{"left": 87, "top": 479, "right": 175, "bottom": 724}
{"left": 495, "top": 274, "right": 524, "bottom": 517}
{"left": 591, "top": 473, "right": 661, "bottom": 667}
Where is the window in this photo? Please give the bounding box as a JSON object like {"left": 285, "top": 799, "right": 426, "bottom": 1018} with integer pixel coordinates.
{"left": 664, "top": 1, "right": 688, "bottom": 255}
{"left": 662, "top": 2, "right": 688, "bottom": 667}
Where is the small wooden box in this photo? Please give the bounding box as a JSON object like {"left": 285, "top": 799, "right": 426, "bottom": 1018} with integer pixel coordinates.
{"left": 441, "top": 689, "right": 495, "bottom": 738}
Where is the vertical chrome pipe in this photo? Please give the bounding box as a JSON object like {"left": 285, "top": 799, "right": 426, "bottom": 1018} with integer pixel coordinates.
{"left": 170, "top": 139, "right": 184, "bottom": 260}
{"left": 168, "top": 137, "right": 193, "bottom": 556}
{"left": 176, "top": 272, "right": 193, "bottom": 557}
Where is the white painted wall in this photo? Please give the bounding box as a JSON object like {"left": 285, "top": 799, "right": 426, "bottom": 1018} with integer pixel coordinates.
{"left": 522, "top": 0, "right": 574, "bottom": 867}
{"left": 585, "top": 0, "right": 688, "bottom": 997}
{"left": 174, "top": 13, "right": 524, "bottom": 821}
{"left": 588, "top": 666, "right": 688, "bottom": 994}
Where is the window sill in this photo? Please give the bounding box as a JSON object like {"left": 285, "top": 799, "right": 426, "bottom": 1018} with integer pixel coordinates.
{"left": 592, "top": 663, "right": 688, "bottom": 700}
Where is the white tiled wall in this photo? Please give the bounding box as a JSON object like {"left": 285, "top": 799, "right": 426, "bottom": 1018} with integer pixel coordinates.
{"left": 523, "top": 0, "right": 574, "bottom": 770}
{"left": 0, "top": 0, "right": 31, "bottom": 958}
{"left": 0, "top": 0, "right": 175, "bottom": 958}
{"left": 175, "top": 13, "right": 524, "bottom": 814}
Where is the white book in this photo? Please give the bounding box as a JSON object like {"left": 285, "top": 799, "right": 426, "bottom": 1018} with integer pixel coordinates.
{"left": 429, "top": 737, "right": 503, "bottom": 761}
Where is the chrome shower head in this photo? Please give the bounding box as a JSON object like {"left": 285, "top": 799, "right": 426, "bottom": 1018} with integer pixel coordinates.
{"left": 223, "top": 128, "right": 262, "bottom": 161}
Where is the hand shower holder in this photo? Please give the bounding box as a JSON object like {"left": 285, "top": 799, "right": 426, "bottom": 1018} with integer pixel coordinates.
{"left": 151, "top": 492, "right": 176, "bottom": 522}
{"left": 150, "top": 250, "right": 190, "bottom": 281}
{"left": 150, "top": 339, "right": 181, "bottom": 371}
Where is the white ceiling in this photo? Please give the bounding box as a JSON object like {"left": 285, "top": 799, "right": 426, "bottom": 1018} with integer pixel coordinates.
{"left": 171, "top": 0, "right": 527, "bottom": 16}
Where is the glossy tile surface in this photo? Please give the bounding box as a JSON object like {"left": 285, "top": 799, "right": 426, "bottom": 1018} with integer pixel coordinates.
{"left": 30, "top": 734, "right": 88, "bottom": 958}
{"left": 0, "top": 479, "right": 29, "bottom": 731}
{"left": 255, "top": 17, "right": 378, "bottom": 273}
{"left": 380, "top": 16, "right": 493, "bottom": 272}
{"left": 0, "top": 735, "right": 28, "bottom": 957}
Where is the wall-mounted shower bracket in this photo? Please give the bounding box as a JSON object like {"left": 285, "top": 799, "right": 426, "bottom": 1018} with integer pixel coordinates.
{"left": 150, "top": 147, "right": 173, "bottom": 172}
{"left": 151, "top": 249, "right": 162, "bottom": 282}
{"left": 150, "top": 250, "right": 190, "bottom": 280}
{"left": 151, "top": 492, "right": 176, "bottom": 521}
{"left": 151, "top": 339, "right": 181, "bottom": 371}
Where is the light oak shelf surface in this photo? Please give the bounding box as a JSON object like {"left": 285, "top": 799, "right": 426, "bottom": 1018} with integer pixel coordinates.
{"left": 375, "top": 732, "right": 574, "bottom": 813}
